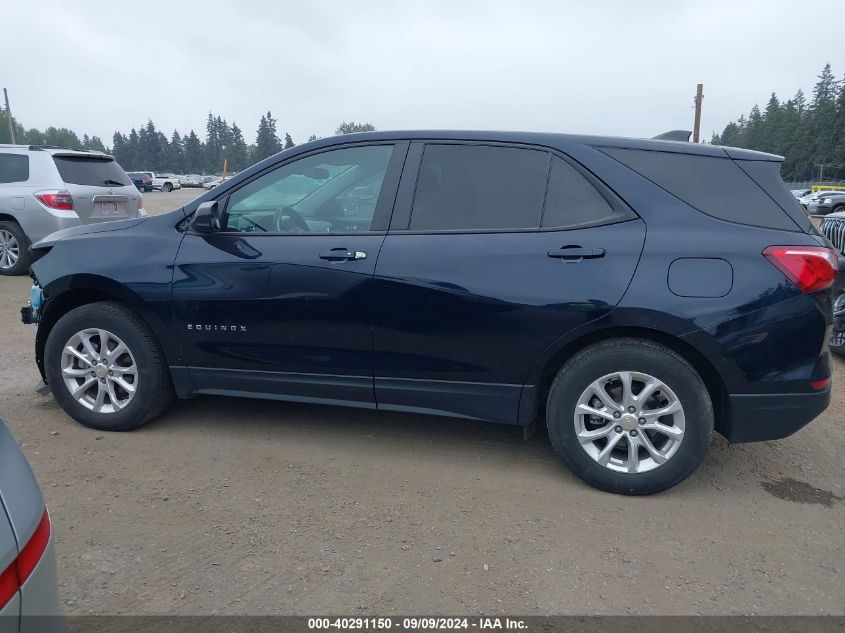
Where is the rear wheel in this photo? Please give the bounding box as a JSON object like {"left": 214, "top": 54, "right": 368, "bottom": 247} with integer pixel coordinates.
{"left": 546, "top": 338, "right": 713, "bottom": 495}
{"left": 162, "top": 182, "right": 173, "bottom": 192}
{"left": 0, "top": 221, "right": 30, "bottom": 276}
{"left": 44, "top": 301, "right": 173, "bottom": 431}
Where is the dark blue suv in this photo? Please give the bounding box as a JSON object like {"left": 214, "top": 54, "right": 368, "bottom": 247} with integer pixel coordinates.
{"left": 21, "top": 131, "right": 836, "bottom": 494}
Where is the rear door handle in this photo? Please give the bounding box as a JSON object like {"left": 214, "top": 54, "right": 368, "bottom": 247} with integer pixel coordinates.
{"left": 319, "top": 248, "right": 367, "bottom": 262}
{"left": 547, "top": 246, "right": 605, "bottom": 261}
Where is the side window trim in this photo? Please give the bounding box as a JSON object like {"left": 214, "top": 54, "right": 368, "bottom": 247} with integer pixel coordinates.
{"left": 389, "top": 140, "right": 636, "bottom": 235}
{"left": 389, "top": 141, "right": 425, "bottom": 231}
{"left": 194, "top": 140, "right": 409, "bottom": 236}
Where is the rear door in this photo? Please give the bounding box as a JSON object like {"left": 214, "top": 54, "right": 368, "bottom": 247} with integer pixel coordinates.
{"left": 373, "top": 141, "right": 646, "bottom": 423}
{"left": 51, "top": 153, "right": 140, "bottom": 221}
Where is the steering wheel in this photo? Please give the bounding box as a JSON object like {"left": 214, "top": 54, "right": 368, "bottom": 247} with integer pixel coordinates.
{"left": 275, "top": 206, "right": 311, "bottom": 233}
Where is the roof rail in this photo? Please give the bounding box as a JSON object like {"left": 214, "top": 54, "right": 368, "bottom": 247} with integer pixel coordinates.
{"left": 28, "top": 145, "right": 93, "bottom": 152}
{"left": 652, "top": 130, "right": 692, "bottom": 142}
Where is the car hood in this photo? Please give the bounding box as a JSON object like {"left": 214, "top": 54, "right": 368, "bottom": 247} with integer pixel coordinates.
{"left": 32, "top": 217, "right": 147, "bottom": 250}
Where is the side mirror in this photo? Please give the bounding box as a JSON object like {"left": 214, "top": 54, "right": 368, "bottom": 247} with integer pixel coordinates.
{"left": 192, "top": 200, "right": 221, "bottom": 232}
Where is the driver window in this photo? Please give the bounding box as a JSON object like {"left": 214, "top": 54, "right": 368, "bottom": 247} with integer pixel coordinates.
{"left": 222, "top": 145, "right": 394, "bottom": 233}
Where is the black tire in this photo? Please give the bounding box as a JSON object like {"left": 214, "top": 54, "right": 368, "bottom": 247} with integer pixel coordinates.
{"left": 546, "top": 338, "right": 713, "bottom": 495}
{"left": 162, "top": 182, "right": 173, "bottom": 192}
{"left": 44, "top": 301, "right": 173, "bottom": 431}
{"left": 0, "top": 220, "right": 31, "bottom": 276}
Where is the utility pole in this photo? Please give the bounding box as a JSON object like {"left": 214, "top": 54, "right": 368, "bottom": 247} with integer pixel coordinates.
{"left": 693, "top": 83, "right": 704, "bottom": 143}
{"left": 3, "top": 88, "right": 15, "bottom": 144}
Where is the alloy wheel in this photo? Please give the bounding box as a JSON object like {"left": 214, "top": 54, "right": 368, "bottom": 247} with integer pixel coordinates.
{"left": 574, "top": 371, "right": 685, "bottom": 473}
{"left": 0, "top": 230, "right": 19, "bottom": 269}
{"left": 61, "top": 328, "right": 139, "bottom": 414}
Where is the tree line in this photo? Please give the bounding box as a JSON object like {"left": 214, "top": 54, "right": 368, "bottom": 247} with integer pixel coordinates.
{"left": 0, "top": 108, "right": 375, "bottom": 174}
{"left": 711, "top": 63, "right": 845, "bottom": 182}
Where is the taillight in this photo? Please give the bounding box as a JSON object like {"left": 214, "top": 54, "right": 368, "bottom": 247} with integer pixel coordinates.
{"left": 35, "top": 190, "right": 74, "bottom": 211}
{"left": 0, "top": 509, "right": 51, "bottom": 609}
{"left": 763, "top": 245, "right": 838, "bottom": 293}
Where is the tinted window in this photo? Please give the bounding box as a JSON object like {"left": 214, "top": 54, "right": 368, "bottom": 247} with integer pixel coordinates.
{"left": 603, "top": 148, "right": 797, "bottom": 231}
{"left": 542, "top": 157, "right": 622, "bottom": 227}
{"left": 410, "top": 144, "right": 549, "bottom": 231}
{"left": 224, "top": 145, "right": 393, "bottom": 233}
{"left": 0, "top": 153, "right": 29, "bottom": 183}
{"left": 735, "top": 160, "right": 813, "bottom": 232}
{"left": 53, "top": 156, "right": 132, "bottom": 187}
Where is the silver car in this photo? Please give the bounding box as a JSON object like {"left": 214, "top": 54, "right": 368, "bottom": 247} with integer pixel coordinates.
{"left": 0, "top": 145, "right": 144, "bottom": 276}
{"left": 0, "top": 416, "right": 62, "bottom": 632}
{"left": 800, "top": 189, "right": 844, "bottom": 213}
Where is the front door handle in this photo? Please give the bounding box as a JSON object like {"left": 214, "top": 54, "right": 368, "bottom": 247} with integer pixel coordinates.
{"left": 319, "top": 248, "right": 367, "bottom": 262}
{"left": 548, "top": 245, "right": 606, "bottom": 261}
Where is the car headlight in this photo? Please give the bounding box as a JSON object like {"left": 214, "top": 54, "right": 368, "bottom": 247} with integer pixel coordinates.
{"left": 824, "top": 198, "right": 833, "bottom": 204}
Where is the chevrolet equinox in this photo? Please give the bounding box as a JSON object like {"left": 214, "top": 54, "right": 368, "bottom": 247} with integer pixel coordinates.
{"left": 21, "top": 131, "right": 836, "bottom": 494}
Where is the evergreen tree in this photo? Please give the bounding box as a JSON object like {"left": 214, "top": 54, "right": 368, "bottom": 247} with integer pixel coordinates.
{"left": 283, "top": 133, "right": 295, "bottom": 149}
{"left": 228, "top": 122, "right": 249, "bottom": 171}
{"left": 167, "top": 130, "right": 184, "bottom": 173}
{"left": 183, "top": 130, "right": 203, "bottom": 173}
{"left": 254, "top": 111, "right": 281, "bottom": 162}
{"left": 335, "top": 121, "right": 376, "bottom": 135}
{"left": 713, "top": 63, "right": 845, "bottom": 182}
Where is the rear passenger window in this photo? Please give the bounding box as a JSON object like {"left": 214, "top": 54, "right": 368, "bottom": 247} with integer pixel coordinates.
{"left": 410, "top": 145, "right": 549, "bottom": 231}
{"left": 542, "top": 157, "right": 620, "bottom": 228}
{"left": 602, "top": 148, "right": 797, "bottom": 231}
{"left": 0, "top": 154, "right": 29, "bottom": 183}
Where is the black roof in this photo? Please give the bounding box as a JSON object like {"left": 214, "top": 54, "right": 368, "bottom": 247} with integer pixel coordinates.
{"left": 303, "top": 129, "right": 783, "bottom": 161}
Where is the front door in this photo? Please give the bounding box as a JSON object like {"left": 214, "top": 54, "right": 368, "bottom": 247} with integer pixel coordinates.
{"left": 173, "top": 142, "right": 407, "bottom": 407}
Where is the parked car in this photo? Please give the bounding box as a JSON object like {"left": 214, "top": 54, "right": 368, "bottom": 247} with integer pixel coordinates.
{"left": 815, "top": 192, "right": 845, "bottom": 215}
{"left": 127, "top": 172, "right": 181, "bottom": 192}
{"left": 127, "top": 172, "right": 153, "bottom": 192}
{"left": 0, "top": 415, "right": 62, "bottom": 629}
{"left": 179, "top": 174, "right": 203, "bottom": 188}
{"left": 202, "top": 175, "right": 236, "bottom": 190}
{"left": 0, "top": 145, "right": 144, "bottom": 275}
{"left": 20, "top": 130, "right": 835, "bottom": 495}
{"left": 800, "top": 189, "right": 843, "bottom": 212}
{"left": 819, "top": 211, "right": 845, "bottom": 356}
{"left": 791, "top": 188, "right": 811, "bottom": 199}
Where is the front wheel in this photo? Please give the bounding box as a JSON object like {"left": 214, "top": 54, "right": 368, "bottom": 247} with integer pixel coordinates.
{"left": 546, "top": 338, "right": 713, "bottom": 495}
{"left": 162, "top": 182, "right": 173, "bottom": 192}
{"left": 44, "top": 301, "right": 173, "bottom": 431}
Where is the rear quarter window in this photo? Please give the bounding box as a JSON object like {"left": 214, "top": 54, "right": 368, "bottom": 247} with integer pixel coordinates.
{"left": 602, "top": 148, "right": 799, "bottom": 231}
{"left": 53, "top": 156, "right": 132, "bottom": 187}
{"left": 542, "top": 156, "right": 631, "bottom": 228}
{"left": 0, "top": 153, "right": 30, "bottom": 183}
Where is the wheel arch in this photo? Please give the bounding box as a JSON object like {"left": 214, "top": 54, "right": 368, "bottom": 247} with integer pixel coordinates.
{"left": 35, "top": 275, "right": 168, "bottom": 379}
{"left": 0, "top": 213, "right": 22, "bottom": 225}
{"left": 525, "top": 325, "right": 728, "bottom": 436}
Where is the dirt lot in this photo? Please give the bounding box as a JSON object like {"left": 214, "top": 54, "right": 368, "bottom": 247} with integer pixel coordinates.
{"left": 0, "top": 190, "right": 842, "bottom": 615}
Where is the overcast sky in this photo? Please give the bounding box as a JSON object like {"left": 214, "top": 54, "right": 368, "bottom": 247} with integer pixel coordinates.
{"left": 2, "top": 0, "right": 841, "bottom": 146}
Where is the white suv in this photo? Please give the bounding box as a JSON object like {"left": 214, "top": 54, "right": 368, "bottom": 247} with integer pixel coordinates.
{"left": 0, "top": 145, "right": 144, "bottom": 275}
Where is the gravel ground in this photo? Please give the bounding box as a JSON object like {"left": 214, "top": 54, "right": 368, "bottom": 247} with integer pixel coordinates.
{"left": 0, "top": 192, "right": 842, "bottom": 615}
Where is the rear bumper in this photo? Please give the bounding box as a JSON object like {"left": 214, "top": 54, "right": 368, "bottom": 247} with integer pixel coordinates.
{"left": 724, "top": 388, "right": 831, "bottom": 443}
